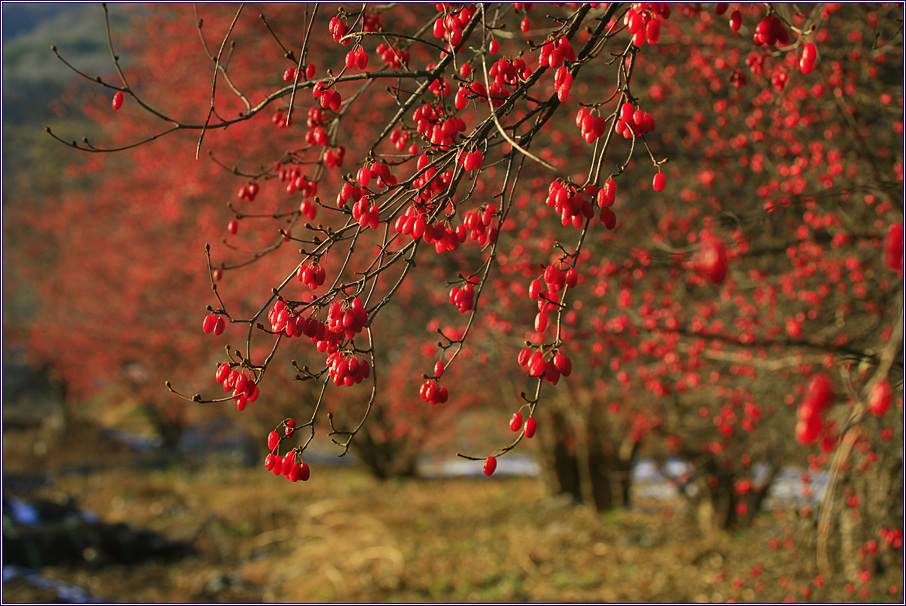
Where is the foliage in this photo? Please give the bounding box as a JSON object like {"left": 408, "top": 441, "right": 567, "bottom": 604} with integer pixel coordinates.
{"left": 14, "top": 2, "right": 903, "bottom": 597}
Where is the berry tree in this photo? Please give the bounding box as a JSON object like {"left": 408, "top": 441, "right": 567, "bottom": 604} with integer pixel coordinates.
{"left": 25, "top": 2, "right": 903, "bottom": 598}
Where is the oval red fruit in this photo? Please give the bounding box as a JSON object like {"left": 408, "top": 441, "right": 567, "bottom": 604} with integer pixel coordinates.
{"left": 524, "top": 417, "right": 537, "bottom": 438}
{"left": 112, "top": 91, "right": 124, "bottom": 110}
{"left": 267, "top": 431, "right": 280, "bottom": 450}
{"left": 653, "top": 172, "right": 666, "bottom": 192}
{"left": 483, "top": 456, "right": 497, "bottom": 476}
{"left": 509, "top": 412, "right": 524, "bottom": 432}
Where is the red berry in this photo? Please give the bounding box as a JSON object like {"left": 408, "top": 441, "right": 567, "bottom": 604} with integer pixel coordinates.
{"left": 646, "top": 19, "right": 660, "bottom": 45}
{"left": 213, "top": 317, "right": 226, "bottom": 336}
{"left": 215, "top": 363, "right": 230, "bottom": 384}
{"left": 598, "top": 179, "right": 616, "bottom": 207}
{"left": 524, "top": 418, "right": 537, "bottom": 439}
{"left": 534, "top": 311, "right": 549, "bottom": 332}
{"left": 553, "top": 352, "right": 572, "bottom": 377}
{"left": 267, "top": 431, "right": 280, "bottom": 450}
{"left": 483, "top": 456, "right": 497, "bottom": 476}
{"left": 203, "top": 314, "right": 218, "bottom": 334}
{"left": 112, "top": 91, "right": 124, "bottom": 110}
{"left": 802, "top": 42, "right": 817, "bottom": 63}
{"left": 509, "top": 412, "right": 524, "bottom": 432}
{"left": 285, "top": 418, "right": 297, "bottom": 437}
{"left": 228, "top": 219, "right": 238, "bottom": 235}
{"left": 281, "top": 452, "right": 295, "bottom": 477}
{"left": 653, "top": 172, "right": 666, "bottom": 192}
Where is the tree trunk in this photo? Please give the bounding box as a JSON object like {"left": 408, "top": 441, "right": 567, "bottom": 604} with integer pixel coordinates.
{"left": 537, "top": 401, "right": 636, "bottom": 512}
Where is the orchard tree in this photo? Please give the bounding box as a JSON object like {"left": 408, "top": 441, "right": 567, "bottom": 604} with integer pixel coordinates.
{"left": 26, "top": 2, "right": 903, "bottom": 599}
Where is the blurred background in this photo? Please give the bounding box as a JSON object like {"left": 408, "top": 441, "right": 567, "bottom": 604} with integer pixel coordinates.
{"left": 2, "top": 3, "right": 903, "bottom": 603}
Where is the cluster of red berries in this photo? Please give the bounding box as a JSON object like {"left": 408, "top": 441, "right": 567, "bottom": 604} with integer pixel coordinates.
{"left": 306, "top": 125, "right": 329, "bottom": 146}
{"left": 427, "top": 70, "right": 451, "bottom": 98}
{"left": 312, "top": 81, "right": 342, "bottom": 111}
{"left": 216, "top": 363, "right": 260, "bottom": 411}
{"left": 202, "top": 313, "right": 226, "bottom": 336}
{"left": 753, "top": 14, "right": 789, "bottom": 47}
{"left": 351, "top": 197, "right": 381, "bottom": 229}
{"left": 414, "top": 103, "right": 467, "bottom": 149}
{"left": 267, "top": 301, "right": 339, "bottom": 353}
{"left": 326, "top": 351, "right": 371, "bottom": 386}
{"left": 432, "top": 4, "right": 475, "bottom": 48}
{"left": 518, "top": 348, "right": 572, "bottom": 385}
{"left": 344, "top": 46, "right": 368, "bottom": 70}
{"left": 624, "top": 4, "right": 666, "bottom": 46}
{"left": 554, "top": 65, "right": 574, "bottom": 102}
{"left": 411, "top": 153, "right": 454, "bottom": 203}
{"left": 336, "top": 181, "right": 365, "bottom": 209}
{"left": 392, "top": 205, "right": 468, "bottom": 254}
{"left": 389, "top": 128, "right": 416, "bottom": 154}
{"left": 267, "top": 419, "right": 296, "bottom": 451}
{"left": 272, "top": 109, "right": 293, "bottom": 129}
{"left": 795, "top": 374, "right": 835, "bottom": 445}
{"left": 575, "top": 107, "right": 608, "bottom": 144}
{"left": 326, "top": 297, "right": 368, "bottom": 339}
{"left": 458, "top": 149, "right": 484, "bottom": 172}
{"left": 297, "top": 262, "right": 326, "bottom": 289}
{"left": 323, "top": 145, "right": 345, "bottom": 168}
{"left": 237, "top": 182, "right": 260, "bottom": 202}
{"left": 528, "top": 264, "right": 577, "bottom": 333}
{"left": 449, "top": 278, "right": 479, "bottom": 313}
{"left": 545, "top": 180, "right": 595, "bottom": 229}
{"left": 328, "top": 16, "right": 350, "bottom": 45}
{"left": 508, "top": 412, "right": 537, "bottom": 438}
{"left": 616, "top": 101, "right": 656, "bottom": 138}
{"left": 453, "top": 78, "right": 512, "bottom": 111}
{"left": 299, "top": 198, "right": 317, "bottom": 221}
{"left": 283, "top": 64, "right": 317, "bottom": 83}
{"left": 489, "top": 56, "right": 530, "bottom": 88}
{"left": 538, "top": 36, "right": 575, "bottom": 68}
{"left": 356, "top": 161, "right": 397, "bottom": 189}
{"left": 419, "top": 378, "right": 449, "bottom": 405}
{"left": 462, "top": 203, "right": 499, "bottom": 246}
{"left": 265, "top": 449, "right": 311, "bottom": 482}
{"left": 280, "top": 166, "right": 318, "bottom": 197}
{"left": 375, "top": 42, "right": 410, "bottom": 69}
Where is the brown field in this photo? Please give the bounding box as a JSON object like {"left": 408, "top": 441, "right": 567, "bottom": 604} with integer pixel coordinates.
{"left": 2, "top": 417, "right": 901, "bottom": 603}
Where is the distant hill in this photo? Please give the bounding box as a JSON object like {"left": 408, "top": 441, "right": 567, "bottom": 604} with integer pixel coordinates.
{"left": 2, "top": 3, "right": 131, "bottom": 174}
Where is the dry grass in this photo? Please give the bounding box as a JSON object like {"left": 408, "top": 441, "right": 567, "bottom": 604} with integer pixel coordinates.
{"left": 3, "top": 421, "right": 901, "bottom": 603}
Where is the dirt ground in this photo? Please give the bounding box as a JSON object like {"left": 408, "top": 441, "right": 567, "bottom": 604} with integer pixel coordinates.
{"left": 2, "top": 416, "right": 902, "bottom": 603}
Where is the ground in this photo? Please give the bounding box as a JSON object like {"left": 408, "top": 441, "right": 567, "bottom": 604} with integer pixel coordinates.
{"left": 2, "top": 414, "right": 901, "bottom": 603}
